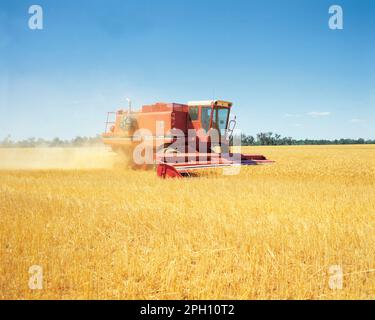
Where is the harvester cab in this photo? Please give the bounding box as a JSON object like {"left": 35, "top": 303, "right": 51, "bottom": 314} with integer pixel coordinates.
{"left": 187, "top": 100, "right": 235, "bottom": 137}
{"left": 186, "top": 100, "right": 235, "bottom": 152}
{"left": 102, "top": 99, "right": 273, "bottom": 178}
{"left": 186, "top": 100, "right": 233, "bottom": 132}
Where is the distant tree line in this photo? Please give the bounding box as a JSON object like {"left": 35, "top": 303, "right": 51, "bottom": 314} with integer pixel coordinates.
{"left": 240, "top": 132, "right": 375, "bottom": 146}
{"left": 1, "top": 133, "right": 374, "bottom": 148}
{"left": 0, "top": 135, "right": 102, "bottom": 148}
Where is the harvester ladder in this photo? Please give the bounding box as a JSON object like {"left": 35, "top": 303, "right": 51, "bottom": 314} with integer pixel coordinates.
{"left": 105, "top": 112, "right": 116, "bottom": 133}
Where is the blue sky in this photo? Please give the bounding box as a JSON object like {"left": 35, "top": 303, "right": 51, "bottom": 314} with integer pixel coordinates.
{"left": 0, "top": 0, "right": 374, "bottom": 140}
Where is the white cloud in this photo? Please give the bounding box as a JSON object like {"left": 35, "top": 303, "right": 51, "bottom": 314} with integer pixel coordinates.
{"left": 307, "top": 111, "right": 331, "bottom": 117}
{"left": 283, "top": 113, "right": 301, "bottom": 118}
{"left": 350, "top": 118, "right": 363, "bottom": 123}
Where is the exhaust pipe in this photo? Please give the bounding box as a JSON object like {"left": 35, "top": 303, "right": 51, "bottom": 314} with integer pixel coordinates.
{"left": 126, "top": 98, "right": 132, "bottom": 114}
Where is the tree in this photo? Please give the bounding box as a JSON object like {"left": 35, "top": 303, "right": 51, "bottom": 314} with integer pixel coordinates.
{"left": 257, "top": 132, "right": 276, "bottom": 145}
{"left": 50, "top": 137, "right": 63, "bottom": 147}
{"left": 1, "top": 135, "right": 13, "bottom": 147}
{"left": 241, "top": 134, "right": 255, "bottom": 146}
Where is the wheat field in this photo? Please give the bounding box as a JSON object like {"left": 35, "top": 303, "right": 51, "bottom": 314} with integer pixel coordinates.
{"left": 0, "top": 145, "right": 374, "bottom": 300}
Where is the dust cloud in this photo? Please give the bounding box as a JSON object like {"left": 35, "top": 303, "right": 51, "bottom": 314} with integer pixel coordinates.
{"left": 0, "top": 147, "right": 120, "bottom": 170}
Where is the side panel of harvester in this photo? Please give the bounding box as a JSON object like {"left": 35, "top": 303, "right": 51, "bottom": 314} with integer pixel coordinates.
{"left": 102, "top": 102, "right": 190, "bottom": 151}
{"left": 138, "top": 103, "right": 188, "bottom": 135}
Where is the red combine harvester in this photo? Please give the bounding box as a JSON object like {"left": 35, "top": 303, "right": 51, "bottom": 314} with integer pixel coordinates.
{"left": 102, "top": 100, "right": 273, "bottom": 178}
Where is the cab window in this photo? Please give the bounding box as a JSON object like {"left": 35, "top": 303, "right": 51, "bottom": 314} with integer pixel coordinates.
{"left": 188, "top": 106, "right": 198, "bottom": 121}
{"left": 213, "top": 108, "right": 229, "bottom": 133}
{"left": 201, "top": 107, "right": 212, "bottom": 131}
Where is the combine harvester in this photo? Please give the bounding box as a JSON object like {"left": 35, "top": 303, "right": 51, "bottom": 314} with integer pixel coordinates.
{"left": 102, "top": 100, "right": 273, "bottom": 178}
